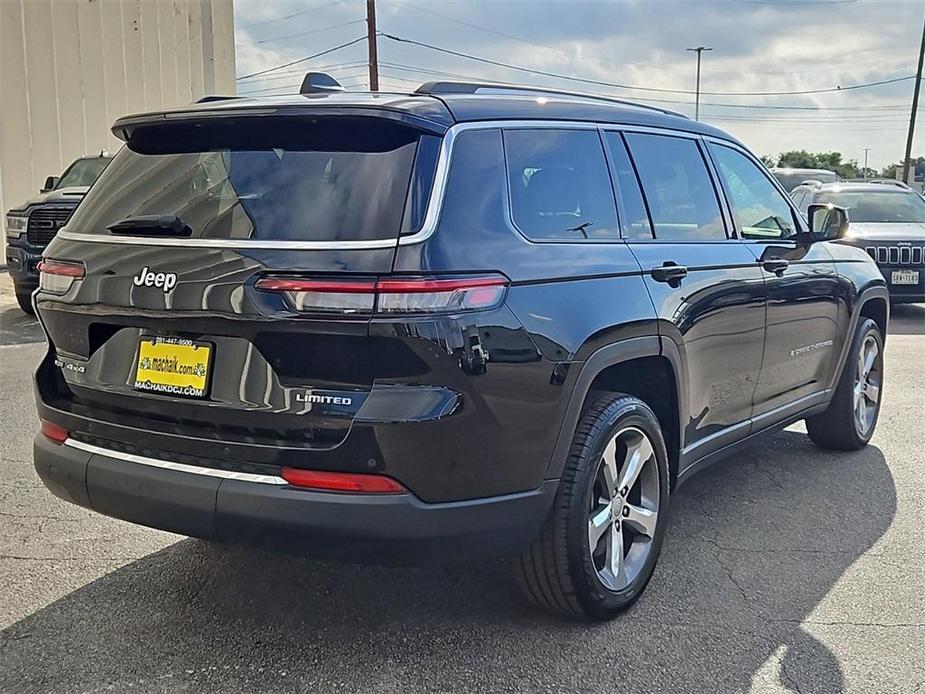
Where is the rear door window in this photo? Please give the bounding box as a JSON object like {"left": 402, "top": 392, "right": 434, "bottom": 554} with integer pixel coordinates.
{"left": 624, "top": 133, "right": 726, "bottom": 241}
{"left": 66, "top": 117, "right": 436, "bottom": 242}
{"left": 504, "top": 129, "right": 619, "bottom": 241}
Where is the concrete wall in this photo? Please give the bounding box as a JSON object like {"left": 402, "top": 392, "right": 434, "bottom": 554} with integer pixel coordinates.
{"left": 0, "top": 0, "right": 236, "bottom": 261}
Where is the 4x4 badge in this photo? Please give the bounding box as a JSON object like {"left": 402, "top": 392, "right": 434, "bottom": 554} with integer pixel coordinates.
{"left": 132, "top": 267, "right": 177, "bottom": 293}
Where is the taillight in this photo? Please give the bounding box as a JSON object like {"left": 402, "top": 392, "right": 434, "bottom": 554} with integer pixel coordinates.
{"left": 37, "top": 259, "right": 85, "bottom": 295}
{"left": 255, "top": 275, "right": 508, "bottom": 315}
{"left": 40, "top": 420, "right": 69, "bottom": 444}
{"left": 280, "top": 468, "right": 407, "bottom": 494}
{"left": 377, "top": 277, "right": 507, "bottom": 313}
{"left": 254, "top": 278, "right": 377, "bottom": 314}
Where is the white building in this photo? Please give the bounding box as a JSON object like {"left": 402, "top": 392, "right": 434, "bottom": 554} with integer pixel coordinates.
{"left": 0, "top": 0, "right": 236, "bottom": 261}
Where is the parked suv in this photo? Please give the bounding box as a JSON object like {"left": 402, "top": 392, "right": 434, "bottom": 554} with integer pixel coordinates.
{"left": 791, "top": 181, "right": 925, "bottom": 303}
{"left": 5, "top": 152, "right": 112, "bottom": 313}
{"left": 32, "top": 82, "right": 888, "bottom": 620}
{"left": 771, "top": 166, "right": 840, "bottom": 192}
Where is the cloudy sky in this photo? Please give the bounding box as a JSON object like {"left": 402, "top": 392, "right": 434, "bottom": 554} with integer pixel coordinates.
{"left": 233, "top": 0, "right": 923, "bottom": 170}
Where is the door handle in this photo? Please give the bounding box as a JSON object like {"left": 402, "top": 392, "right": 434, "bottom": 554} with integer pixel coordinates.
{"left": 762, "top": 258, "right": 789, "bottom": 276}
{"left": 650, "top": 262, "right": 689, "bottom": 285}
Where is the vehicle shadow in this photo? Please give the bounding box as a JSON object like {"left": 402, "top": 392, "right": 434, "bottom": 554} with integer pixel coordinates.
{"left": 0, "top": 429, "right": 895, "bottom": 693}
{"left": 889, "top": 303, "right": 925, "bottom": 336}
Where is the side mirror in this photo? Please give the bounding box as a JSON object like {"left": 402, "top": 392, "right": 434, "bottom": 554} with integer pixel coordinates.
{"left": 41, "top": 176, "right": 58, "bottom": 192}
{"left": 807, "top": 203, "right": 848, "bottom": 242}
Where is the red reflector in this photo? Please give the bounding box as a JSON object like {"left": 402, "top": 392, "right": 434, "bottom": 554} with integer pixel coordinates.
{"left": 281, "top": 468, "right": 407, "bottom": 494}
{"left": 37, "top": 259, "right": 85, "bottom": 278}
{"left": 256, "top": 278, "right": 377, "bottom": 293}
{"left": 40, "top": 420, "right": 69, "bottom": 444}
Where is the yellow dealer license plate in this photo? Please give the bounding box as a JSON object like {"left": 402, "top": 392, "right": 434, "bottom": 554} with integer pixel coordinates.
{"left": 134, "top": 337, "right": 212, "bottom": 398}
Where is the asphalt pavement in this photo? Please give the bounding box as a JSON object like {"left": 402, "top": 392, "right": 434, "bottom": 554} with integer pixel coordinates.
{"left": 0, "top": 299, "right": 923, "bottom": 694}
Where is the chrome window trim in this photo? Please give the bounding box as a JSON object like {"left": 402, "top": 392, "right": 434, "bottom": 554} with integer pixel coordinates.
{"left": 55, "top": 119, "right": 729, "bottom": 251}
{"left": 64, "top": 438, "right": 288, "bottom": 485}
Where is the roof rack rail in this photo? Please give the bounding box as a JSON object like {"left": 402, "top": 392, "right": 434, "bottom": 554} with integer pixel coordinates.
{"left": 868, "top": 179, "right": 910, "bottom": 189}
{"left": 414, "top": 81, "right": 689, "bottom": 118}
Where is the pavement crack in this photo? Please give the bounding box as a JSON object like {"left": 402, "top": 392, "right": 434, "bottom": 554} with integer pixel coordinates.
{"left": 0, "top": 511, "right": 80, "bottom": 522}
{"left": 753, "top": 460, "right": 789, "bottom": 492}
{"left": 681, "top": 535, "right": 925, "bottom": 561}
{"left": 0, "top": 553, "right": 140, "bottom": 562}
{"left": 779, "top": 650, "right": 805, "bottom": 694}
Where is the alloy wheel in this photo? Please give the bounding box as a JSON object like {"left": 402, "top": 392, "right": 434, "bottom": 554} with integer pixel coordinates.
{"left": 588, "top": 426, "right": 660, "bottom": 591}
{"left": 854, "top": 334, "right": 882, "bottom": 437}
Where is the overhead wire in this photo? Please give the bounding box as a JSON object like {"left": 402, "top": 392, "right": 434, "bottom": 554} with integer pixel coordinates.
{"left": 236, "top": 36, "right": 367, "bottom": 80}
{"left": 379, "top": 32, "right": 917, "bottom": 97}
{"left": 237, "top": 1, "right": 343, "bottom": 30}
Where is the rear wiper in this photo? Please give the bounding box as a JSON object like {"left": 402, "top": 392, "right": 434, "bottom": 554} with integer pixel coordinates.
{"left": 108, "top": 215, "right": 192, "bottom": 237}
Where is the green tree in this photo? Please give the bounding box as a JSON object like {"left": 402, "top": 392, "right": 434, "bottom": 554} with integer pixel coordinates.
{"left": 776, "top": 150, "right": 859, "bottom": 178}
{"left": 777, "top": 150, "right": 818, "bottom": 169}
{"left": 880, "top": 156, "right": 925, "bottom": 180}
{"left": 759, "top": 154, "right": 777, "bottom": 167}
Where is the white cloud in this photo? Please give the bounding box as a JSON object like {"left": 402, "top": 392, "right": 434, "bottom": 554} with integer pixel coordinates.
{"left": 233, "top": 0, "right": 923, "bottom": 168}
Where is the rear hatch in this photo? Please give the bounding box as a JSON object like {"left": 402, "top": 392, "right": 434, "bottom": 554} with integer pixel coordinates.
{"left": 36, "top": 113, "right": 443, "bottom": 460}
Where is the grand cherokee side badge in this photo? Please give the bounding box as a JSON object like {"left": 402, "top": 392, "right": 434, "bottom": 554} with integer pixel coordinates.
{"left": 133, "top": 267, "right": 177, "bottom": 293}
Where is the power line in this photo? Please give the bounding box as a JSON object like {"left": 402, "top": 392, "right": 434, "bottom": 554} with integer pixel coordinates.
{"left": 237, "top": 68, "right": 368, "bottom": 95}
{"left": 238, "top": 19, "right": 365, "bottom": 46}
{"left": 236, "top": 36, "right": 367, "bottom": 80}
{"left": 237, "top": 1, "right": 343, "bottom": 30}
{"left": 236, "top": 61, "right": 368, "bottom": 85}
{"left": 376, "top": 60, "right": 911, "bottom": 112}
{"left": 379, "top": 32, "right": 917, "bottom": 97}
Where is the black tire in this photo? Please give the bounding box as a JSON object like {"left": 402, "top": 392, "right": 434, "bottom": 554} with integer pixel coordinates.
{"left": 514, "top": 392, "right": 670, "bottom": 620}
{"left": 14, "top": 288, "right": 35, "bottom": 315}
{"left": 806, "top": 318, "right": 883, "bottom": 451}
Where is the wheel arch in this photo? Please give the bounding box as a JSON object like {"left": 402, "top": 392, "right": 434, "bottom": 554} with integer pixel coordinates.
{"left": 546, "top": 336, "right": 686, "bottom": 491}
{"left": 859, "top": 294, "right": 888, "bottom": 342}
{"left": 828, "top": 284, "right": 890, "bottom": 391}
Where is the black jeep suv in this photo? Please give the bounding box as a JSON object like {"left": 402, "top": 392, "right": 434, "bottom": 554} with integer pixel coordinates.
{"left": 32, "top": 82, "right": 888, "bottom": 620}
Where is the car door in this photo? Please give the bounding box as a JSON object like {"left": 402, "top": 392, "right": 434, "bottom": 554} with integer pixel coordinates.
{"left": 607, "top": 130, "right": 766, "bottom": 461}
{"left": 706, "top": 141, "right": 843, "bottom": 423}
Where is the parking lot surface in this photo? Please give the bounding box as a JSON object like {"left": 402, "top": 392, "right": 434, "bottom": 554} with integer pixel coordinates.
{"left": 0, "top": 298, "right": 923, "bottom": 694}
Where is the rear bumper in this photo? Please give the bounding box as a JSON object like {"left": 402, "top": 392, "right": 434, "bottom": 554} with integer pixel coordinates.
{"left": 34, "top": 434, "right": 557, "bottom": 564}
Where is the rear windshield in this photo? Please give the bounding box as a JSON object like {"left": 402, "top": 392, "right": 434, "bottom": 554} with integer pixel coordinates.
{"left": 66, "top": 117, "right": 438, "bottom": 242}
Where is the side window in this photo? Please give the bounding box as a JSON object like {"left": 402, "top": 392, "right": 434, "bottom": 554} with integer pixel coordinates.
{"left": 504, "top": 129, "right": 619, "bottom": 241}
{"left": 603, "top": 132, "right": 653, "bottom": 239}
{"left": 624, "top": 133, "right": 726, "bottom": 241}
{"left": 709, "top": 144, "right": 798, "bottom": 240}
{"left": 438, "top": 129, "right": 506, "bottom": 237}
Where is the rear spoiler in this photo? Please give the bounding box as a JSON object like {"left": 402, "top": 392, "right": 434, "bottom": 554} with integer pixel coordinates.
{"left": 111, "top": 105, "right": 450, "bottom": 142}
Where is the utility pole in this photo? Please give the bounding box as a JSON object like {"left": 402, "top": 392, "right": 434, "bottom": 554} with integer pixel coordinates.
{"left": 686, "top": 46, "right": 712, "bottom": 121}
{"left": 366, "top": 0, "right": 379, "bottom": 92}
{"left": 901, "top": 13, "right": 924, "bottom": 184}
{"left": 864, "top": 148, "right": 870, "bottom": 180}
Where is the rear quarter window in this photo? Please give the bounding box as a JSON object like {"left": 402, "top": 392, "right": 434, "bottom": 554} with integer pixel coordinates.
{"left": 66, "top": 117, "right": 437, "bottom": 243}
